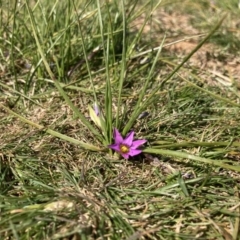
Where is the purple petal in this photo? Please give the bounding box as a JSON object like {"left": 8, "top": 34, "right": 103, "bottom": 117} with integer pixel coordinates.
{"left": 121, "top": 153, "right": 130, "bottom": 159}
{"left": 113, "top": 128, "right": 123, "bottom": 144}
{"left": 128, "top": 149, "right": 142, "bottom": 157}
{"left": 108, "top": 143, "right": 120, "bottom": 152}
{"left": 123, "top": 131, "right": 134, "bottom": 146}
{"left": 131, "top": 139, "right": 147, "bottom": 149}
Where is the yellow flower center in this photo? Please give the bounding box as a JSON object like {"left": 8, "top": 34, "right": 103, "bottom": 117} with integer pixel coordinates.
{"left": 120, "top": 144, "right": 129, "bottom": 153}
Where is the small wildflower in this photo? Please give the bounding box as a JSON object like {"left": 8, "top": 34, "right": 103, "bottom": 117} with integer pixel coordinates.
{"left": 93, "top": 102, "right": 100, "bottom": 116}
{"left": 108, "top": 128, "right": 147, "bottom": 159}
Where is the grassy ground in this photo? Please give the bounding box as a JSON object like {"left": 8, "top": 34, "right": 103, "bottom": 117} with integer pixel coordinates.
{"left": 1, "top": 0, "right": 240, "bottom": 239}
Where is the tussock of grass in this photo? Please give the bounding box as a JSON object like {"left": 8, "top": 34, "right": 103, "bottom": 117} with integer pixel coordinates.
{"left": 1, "top": 0, "right": 240, "bottom": 239}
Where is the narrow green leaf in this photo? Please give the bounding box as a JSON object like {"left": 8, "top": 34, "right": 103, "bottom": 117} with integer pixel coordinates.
{"left": 143, "top": 148, "right": 240, "bottom": 172}
{"left": 25, "top": 2, "right": 102, "bottom": 141}
{"left": 178, "top": 173, "right": 190, "bottom": 197}
{"left": 0, "top": 103, "right": 101, "bottom": 151}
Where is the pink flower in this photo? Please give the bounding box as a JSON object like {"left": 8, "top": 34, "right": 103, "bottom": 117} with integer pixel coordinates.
{"left": 108, "top": 128, "right": 147, "bottom": 159}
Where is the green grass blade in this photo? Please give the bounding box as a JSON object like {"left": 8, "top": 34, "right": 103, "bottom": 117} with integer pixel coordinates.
{"left": 159, "top": 14, "right": 227, "bottom": 88}
{"left": 0, "top": 103, "right": 101, "bottom": 151}
{"left": 142, "top": 14, "right": 227, "bottom": 110}
{"left": 116, "top": 0, "right": 127, "bottom": 129}
{"left": 161, "top": 60, "right": 240, "bottom": 107}
{"left": 123, "top": 38, "right": 165, "bottom": 135}
{"left": 151, "top": 141, "right": 240, "bottom": 148}
{"left": 143, "top": 148, "right": 240, "bottom": 172}
{"left": 25, "top": 1, "right": 102, "bottom": 140}
{"left": 178, "top": 173, "right": 190, "bottom": 197}
{"left": 96, "top": 0, "right": 112, "bottom": 144}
